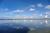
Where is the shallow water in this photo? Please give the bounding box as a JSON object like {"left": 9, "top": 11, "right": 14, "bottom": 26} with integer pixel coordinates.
{"left": 0, "top": 20, "right": 50, "bottom": 33}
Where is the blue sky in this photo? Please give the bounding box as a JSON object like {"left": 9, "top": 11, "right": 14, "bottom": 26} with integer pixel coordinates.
{"left": 0, "top": 0, "right": 50, "bottom": 18}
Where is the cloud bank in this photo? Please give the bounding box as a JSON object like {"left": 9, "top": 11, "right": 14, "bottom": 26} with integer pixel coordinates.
{"left": 0, "top": 3, "right": 50, "bottom": 18}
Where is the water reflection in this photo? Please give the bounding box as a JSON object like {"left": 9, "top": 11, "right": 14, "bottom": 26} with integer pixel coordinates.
{"left": 0, "top": 20, "right": 49, "bottom": 33}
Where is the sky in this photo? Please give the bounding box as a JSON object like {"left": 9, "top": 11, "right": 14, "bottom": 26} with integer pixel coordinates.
{"left": 0, "top": 0, "right": 50, "bottom": 18}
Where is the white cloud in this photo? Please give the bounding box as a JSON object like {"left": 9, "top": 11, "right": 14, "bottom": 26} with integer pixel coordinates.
{"left": 17, "top": 10, "right": 24, "bottom": 12}
{"left": 29, "top": 8, "right": 35, "bottom": 11}
{"left": 45, "top": 5, "right": 50, "bottom": 9}
{"left": 0, "top": 9, "right": 16, "bottom": 17}
{"left": 23, "top": 5, "right": 36, "bottom": 12}
{"left": 45, "top": 11, "right": 50, "bottom": 18}
{"left": 24, "top": 5, "right": 35, "bottom": 11}
{"left": 0, "top": 4, "right": 50, "bottom": 18}
{"left": 14, "top": 9, "right": 24, "bottom": 13}
{"left": 37, "top": 3, "right": 43, "bottom": 7}
{"left": 13, "top": 10, "right": 24, "bottom": 13}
